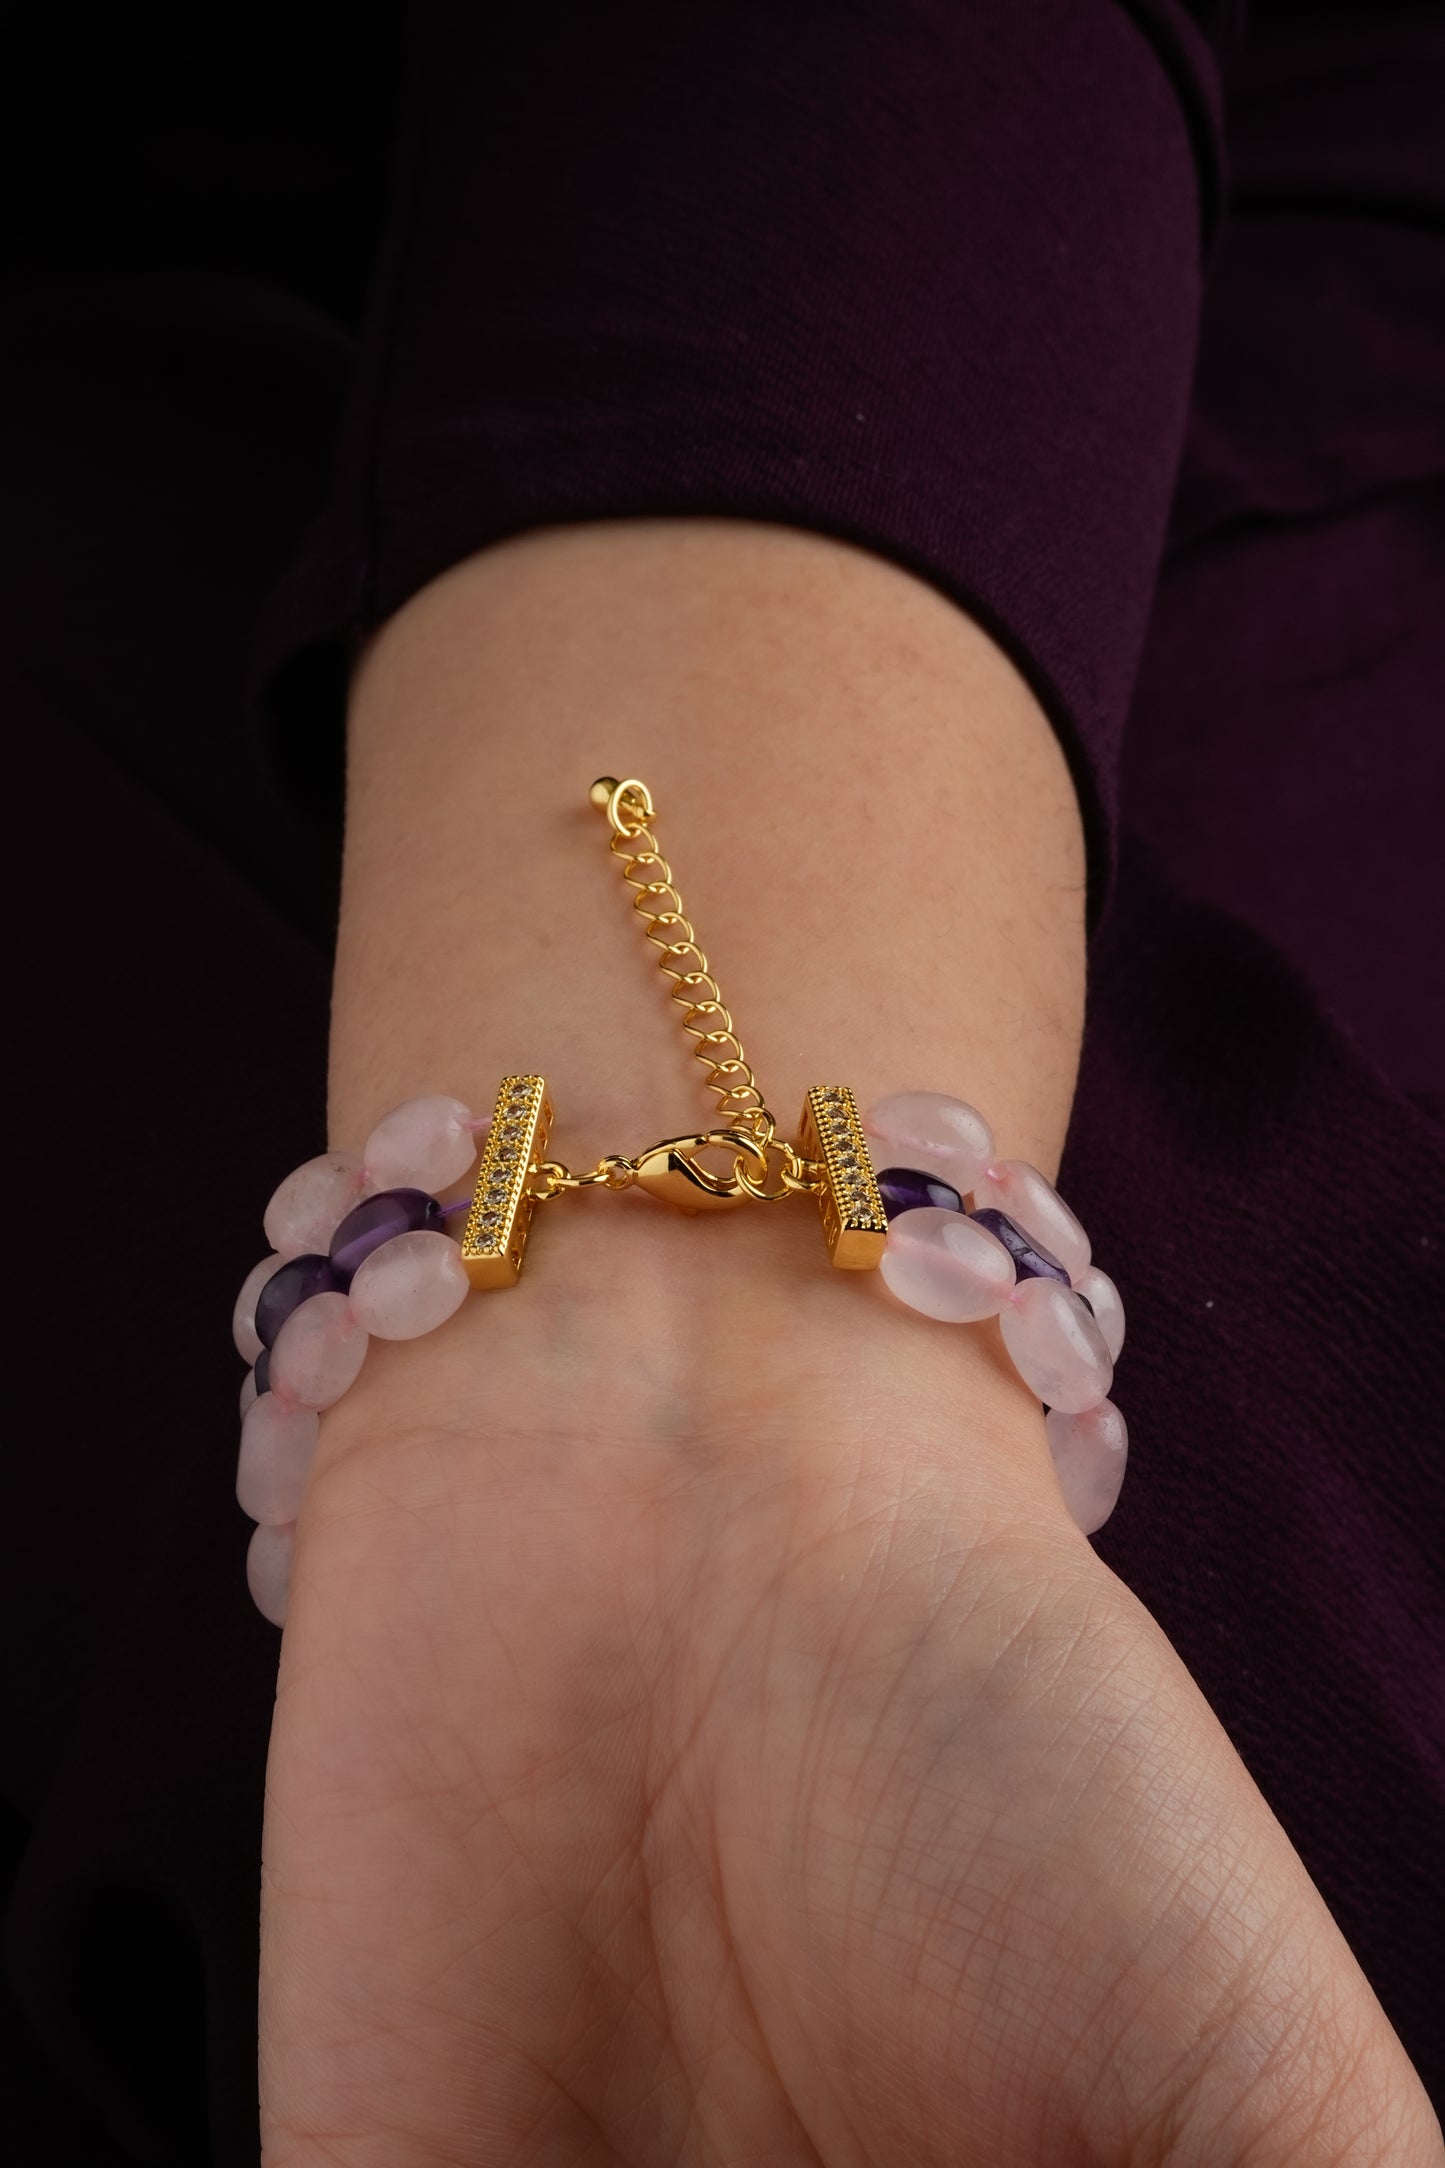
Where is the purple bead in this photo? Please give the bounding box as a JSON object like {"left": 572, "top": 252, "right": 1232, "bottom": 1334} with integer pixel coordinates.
{"left": 328, "top": 1186, "right": 445, "bottom": 1291}
{"left": 877, "top": 1166, "right": 965, "bottom": 1220}
{"left": 969, "top": 1208, "right": 1070, "bottom": 1285}
{"left": 254, "top": 1253, "right": 340, "bottom": 1349}
{"left": 253, "top": 1347, "right": 271, "bottom": 1397}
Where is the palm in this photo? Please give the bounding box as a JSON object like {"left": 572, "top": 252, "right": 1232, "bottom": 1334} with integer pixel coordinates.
{"left": 260, "top": 1378, "right": 1432, "bottom": 2166}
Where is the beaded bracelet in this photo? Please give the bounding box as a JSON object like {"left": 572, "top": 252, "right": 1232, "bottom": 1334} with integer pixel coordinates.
{"left": 232, "top": 778, "right": 1126, "bottom": 1627}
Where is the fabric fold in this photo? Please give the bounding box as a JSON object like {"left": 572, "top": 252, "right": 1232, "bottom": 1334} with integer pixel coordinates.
{"left": 250, "top": 0, "right": 1227, "bottom": 924}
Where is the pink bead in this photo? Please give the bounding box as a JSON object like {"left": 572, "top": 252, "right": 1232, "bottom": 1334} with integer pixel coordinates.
{"left": 971, "top": 1159, "right": 1091, "bottom": 1283}
{"left": 240, "top": 1367, "right": 259, "bottom": 1418}
{"left": 1046, "top": 1400, "right": 1129, "bottom": 1535}
{"left": 362, "top": 1094, "right": 478, "bottom": 1194}
{"left": 246, "top": 1520, "right": 296, "bottom": 1628}
{"left": 879, "top": 1206, "right": 1016, "bottom": 1323}
{"left": 233, "top": 1253, "right": 285, "bottom": 1362}
{"left": 237, "top": 1395, "right": 320, "bottom": 1525}
{"left": 863, "top": 1091, "right": 995, "bottom": 1194}
{"left": 268, "top": 1290, "right": 369, "bottom": 1409}
{"left": 1075, "top": 1265, "right": 1125, "bottom": 1362}
{"left": 999, "top": 1275, "right": 1113, "bottom": 1412}
{"left": 346, "top": 1229, "right": 471, "bottom": 1340}
{"left": 263, "top": 1151, "right": 370, "bottom": 1258}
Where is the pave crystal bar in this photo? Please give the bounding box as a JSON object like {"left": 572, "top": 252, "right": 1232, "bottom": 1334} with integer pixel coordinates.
{"left": 798, "top": 1085, "right": 887, "bottom": 1270}
{"left": 459, "top": 1075, "right": 554, "bottom": 1289}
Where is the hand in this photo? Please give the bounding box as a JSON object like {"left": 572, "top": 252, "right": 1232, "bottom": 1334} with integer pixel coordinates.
{"left": 257, "top": 1210, "right": 1440, "bottom": 2165}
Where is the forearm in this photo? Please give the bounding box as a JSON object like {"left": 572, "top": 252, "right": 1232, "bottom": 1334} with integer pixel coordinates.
{"left": 324, "top": 518, "right": 1087, "bottom": 1475}
{"left": 334, "top": 517, "right": 1085, "bottom": 1147}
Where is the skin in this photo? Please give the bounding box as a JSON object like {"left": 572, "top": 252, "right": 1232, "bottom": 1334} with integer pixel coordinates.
{"left": 258, "top": 521, "right": 1442, "bottom": 2164}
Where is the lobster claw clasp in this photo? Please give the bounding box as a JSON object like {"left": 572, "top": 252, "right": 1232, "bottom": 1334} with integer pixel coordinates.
{"left": 631, "top": 1127, "right": 768, "bottom": 1211}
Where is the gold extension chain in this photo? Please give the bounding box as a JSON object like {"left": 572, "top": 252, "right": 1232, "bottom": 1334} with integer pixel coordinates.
{"left": 590, "top": 776, "right": 776, "bottom": 1151}
{"left": 461, "top": 776, "right": 846, "bottom": 1244}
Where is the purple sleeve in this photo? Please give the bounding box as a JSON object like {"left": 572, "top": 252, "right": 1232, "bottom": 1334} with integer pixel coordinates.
{"left": 254, "top": 0, "right": 1229, "bottom": 914}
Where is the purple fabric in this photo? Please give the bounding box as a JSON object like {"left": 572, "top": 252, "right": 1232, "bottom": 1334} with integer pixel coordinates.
{"left": 5, "top": 1, "right": 1443, "bottom": 2157}
{"left": 256, "top": 0, "right": 1222, "bottom": 910}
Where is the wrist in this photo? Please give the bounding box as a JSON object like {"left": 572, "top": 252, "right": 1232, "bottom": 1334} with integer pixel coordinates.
{"left": 308, "top": 1188, "right": 1070, "bottom": 1539}
{"left": 256, "top": 518, "right": 1102, "bottom": 1614}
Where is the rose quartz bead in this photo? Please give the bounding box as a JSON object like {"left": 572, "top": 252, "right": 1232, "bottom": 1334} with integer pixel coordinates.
{"left": 232, "top": 1252, "right": 285, "bottom": 1362}
{"left": 268, "top": 1290, "right": 369, "bottom": 1409}
{"left": 863, "top": 1091, "right": 994, "bottom": 1195}
{"left": 999, "top": 1275, "right": 1112, "bottom": 1412}
{"left": 237, "top": 1395, "right": 320, "bottom": 1525}
{"left": 246, "top": 1520, "right": 296, "bottom": 1628}
{"left": 263, "top": 1151, "right": 370, "bottom": 1258}
{"left": 362, "top": 1094, "right": 478, "bottom": 1194}
{"left": 1046, "top": 1400, "right": 1129, "bottom": 1536}
{"left": 1075, "top": 1265, "right": 1125, "bottom": 1362}
{"left": 970, "top": 1160, "right": 1091, "bottom": 1284}
{"left": 879, "top": 1206, "right": 1016, "bottom": 1323}
{"left": 240, "top": 1367, "right": 259, "bottom": 1418}
{"left": 346, "top": 1229, "right": 471, "bottom": 1340}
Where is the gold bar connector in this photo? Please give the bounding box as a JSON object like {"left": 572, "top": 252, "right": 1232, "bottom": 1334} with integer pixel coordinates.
{"left": 798, "top": 1085, "right": 887, "bottom": 1270}
{"left": 459, "top": 1075, "right": 554, "bottom": 1288}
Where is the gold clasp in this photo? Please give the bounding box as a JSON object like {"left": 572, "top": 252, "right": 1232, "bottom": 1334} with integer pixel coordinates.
{"left": 631, "top": 1127, "right": 769, "bottom": 1211}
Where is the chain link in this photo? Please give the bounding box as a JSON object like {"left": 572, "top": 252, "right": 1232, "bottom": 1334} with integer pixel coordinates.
{"left": 529, "top": 1154, "right": 636, "bottom": 1198}
{"left": 595, "top": 777, "right": 778, "bottom": 1153}
{"left": 517, "top": 777, "right": 827, "bottom": 1207}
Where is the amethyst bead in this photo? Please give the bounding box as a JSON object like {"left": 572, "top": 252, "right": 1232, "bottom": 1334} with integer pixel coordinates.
{"left": 969, "top": 1208, "right": 1070, "bottom": 1285}
{"left": 328, "top": 1187, "right": 445, "bottom": 1291}
{"left": 254, "top": 1252, "right": 341, "bottom": 1349}
{"left": 877, "top": 1166, "right": 965, "bottom": 1220}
